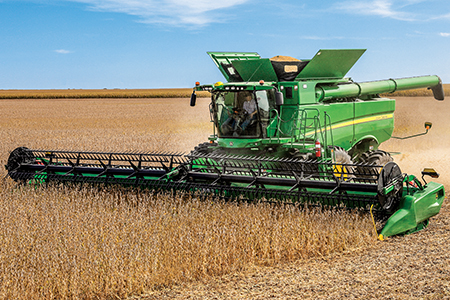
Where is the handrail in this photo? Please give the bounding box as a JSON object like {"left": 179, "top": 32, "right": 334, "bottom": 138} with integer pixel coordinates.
{"left": 267, "top": 107, "right": 298, "bottom": 139}
{"left": 324, "top": 112, "right": 334, "bottom": 160}
{"left": 265, "top": 106, "right": 335, "bottom": 156}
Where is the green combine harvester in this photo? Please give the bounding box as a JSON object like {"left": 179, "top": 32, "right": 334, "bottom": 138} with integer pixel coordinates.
{"left": 5, "top": 49, "right": 446, "bottom": 239}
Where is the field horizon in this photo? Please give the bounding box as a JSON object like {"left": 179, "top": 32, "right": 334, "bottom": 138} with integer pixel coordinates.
{"left": 0, "top": 84, "right": 449, "bottom": 99}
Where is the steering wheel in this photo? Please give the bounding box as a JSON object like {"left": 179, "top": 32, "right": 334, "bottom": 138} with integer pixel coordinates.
{"left": 237, "top": 109, "right": 249, "bottom": 121}
{"left": 228, "top": 107, "right": 244, "bottom": 119}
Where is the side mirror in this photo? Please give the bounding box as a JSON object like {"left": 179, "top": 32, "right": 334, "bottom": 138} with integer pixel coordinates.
{"left": 422, "top": 168, "right": 439, "bottom": 179}
{"left": 275, "top": 91, "right": 284, "bottom": 106}
{"left": 429, "top": 78, "right": 444, "bottom": 101}
{"left": 392, "top": 121, "right": 433, "bottom": 140}
{"left": 190, "top": 91, "right": 197, "bottom": 107}
{"left": 422, "top": 167, "right": 439, "bottom": 185}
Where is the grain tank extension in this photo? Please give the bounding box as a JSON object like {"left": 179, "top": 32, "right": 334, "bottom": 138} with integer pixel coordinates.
{"left": 6, "top": 49, "right": 446, "bottom": 239}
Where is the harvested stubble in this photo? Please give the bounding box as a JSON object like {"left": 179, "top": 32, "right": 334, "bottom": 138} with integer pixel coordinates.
{"left": 0, "top": 179, "right": 375, "bottom": 299}
{"left": 0, "top": 97, "right": 377, "bottom": 299}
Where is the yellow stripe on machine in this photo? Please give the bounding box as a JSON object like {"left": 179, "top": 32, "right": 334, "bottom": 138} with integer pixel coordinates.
{"left": 305, "top": 113, "right": 393, "bottom": 136}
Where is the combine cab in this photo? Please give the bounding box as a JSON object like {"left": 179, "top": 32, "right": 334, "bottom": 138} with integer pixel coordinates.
{"left": 6, "top": 49, "right": 446, "bottom": 239}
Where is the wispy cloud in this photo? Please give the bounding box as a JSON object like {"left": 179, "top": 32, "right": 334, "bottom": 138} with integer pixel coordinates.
{"left": 299, "top": 35, "right": 346, "bottom": 40}
{"left": 71, "top": 0, "right": 250, "bottom": 27}
{"left": 54, "top": 49, "right": 73, "bottom": 54}
{"left": 440, "top": 32, "right": 450, "bottom": 37}
{"left": 432, "top": 12, "right": 450, "bottom": 20}
{"left": 334, "top": 0, "right": 416, "bottom": 21}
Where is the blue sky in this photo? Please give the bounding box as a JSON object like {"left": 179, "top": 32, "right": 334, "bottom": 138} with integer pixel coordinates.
{"left": 1, "top": 0, "right": 449, "bottom": 89}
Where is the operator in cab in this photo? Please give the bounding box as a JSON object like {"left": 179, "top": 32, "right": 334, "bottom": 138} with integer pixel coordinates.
{"left": 241, "top": 92, "right": 257, "bottom": 133}
{"left": 220, "top": 91, "right": 258, "bottom": 137}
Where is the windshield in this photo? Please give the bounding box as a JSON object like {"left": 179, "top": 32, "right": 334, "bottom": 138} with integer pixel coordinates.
{"left": 212, "top": 90, "right": 275, "bottom": 138}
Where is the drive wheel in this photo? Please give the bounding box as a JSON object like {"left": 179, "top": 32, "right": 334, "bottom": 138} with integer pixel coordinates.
{"left": 358, "top": 149, "right": 393, "bottom": 183}
{"left": 360, "top": 149, "right": 393, "bottom": 166}
{"left": 289, "top": 149, "right": 317, "bottom": 176}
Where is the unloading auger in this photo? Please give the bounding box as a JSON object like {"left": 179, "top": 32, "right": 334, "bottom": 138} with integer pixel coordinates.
{"left": 5, "top": 49, "right": 446, "bottom": 239}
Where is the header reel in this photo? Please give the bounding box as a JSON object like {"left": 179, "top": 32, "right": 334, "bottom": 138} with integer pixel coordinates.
{"left": 5, "top": 147, "right": 444, "bottom": 238}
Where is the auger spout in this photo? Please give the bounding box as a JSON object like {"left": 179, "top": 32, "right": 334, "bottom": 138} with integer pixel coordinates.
{"left": 315, "top": 75, "right": 444, "bottom": 101}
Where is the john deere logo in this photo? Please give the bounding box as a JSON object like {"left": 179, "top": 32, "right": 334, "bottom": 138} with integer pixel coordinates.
{"left": 230, "top": 141, "right": 233, "bottom": 146}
